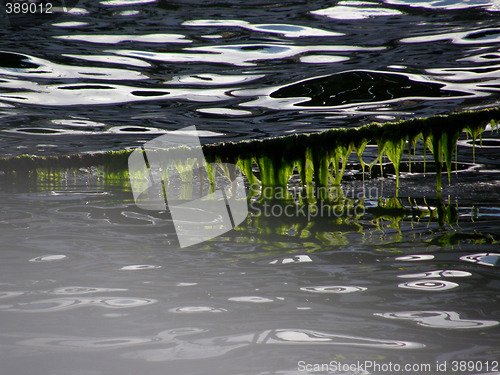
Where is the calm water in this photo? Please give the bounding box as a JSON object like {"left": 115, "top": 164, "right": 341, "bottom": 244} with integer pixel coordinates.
{"left": 1, "top": 1, "right": 500, "bottom": 374}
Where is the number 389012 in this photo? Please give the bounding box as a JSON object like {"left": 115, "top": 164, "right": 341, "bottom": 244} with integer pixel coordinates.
{"left": 5, "top": 2, "right": 53, "bottom": 14}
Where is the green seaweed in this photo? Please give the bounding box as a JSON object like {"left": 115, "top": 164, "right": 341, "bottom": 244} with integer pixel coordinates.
{"left": 383, "top": 138, "right": 405, "bottom": 193}
{"left": 1, "top": 107, "right": 500, "bottom": 196}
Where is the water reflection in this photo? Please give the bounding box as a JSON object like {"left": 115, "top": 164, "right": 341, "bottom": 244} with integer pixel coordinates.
{"left": 0, "top": 52, "right": 145, "bottom": 80}
{"left": 299, "top": 55, "right": 350, "bottom": 64}
{"left": 183, "top": 20, "right": 343, "bottom": 38}
{"left": 19, "top": 336, "right": 155, "bottom": 349}
{"left": 269, "top": 255, "right": 312, "bottom": 265}
{"left": 119, "top": 265, "right": 162, "bottom": 270}
{"left": 311, "top": 3, "right": 404, "bottom": 20}
{"left": 300, "top": 286, "right": 367, "bottom": 294}
{"left": 460, "top": 253, "right": 500, "bottom": 267}
{"left": 384, "top": 0, "right": 500, "bottom": 11}
{"left": 113, "top": 43, "right": 382, "bottom": 67}
{"left": 167, "top": 73, "right": 264, "bottom": 86}
{"left": 29, "top": 254, "right": 67, "bottom": 262}
{"left": 50, "top": 287, "right": 128, "bottom": 294}
{"left": 62, "top": 53, "right": 152, "bottom": 67}
{"left": 168, "top": 306, "right": 227, "bottom": 313}
{"left": 2, "top": 297, "right": 157, "bottom": 312}
{"left": 375, "top": 311, "right": 499, "bottom": 329}
{"left": 100, "top": 0, "right": 156, "bottom": 5}
{"left": 228, "top": 296, "right": 274, "bottom": 303}
{"left": 1, "top": 1, "right": 500, "bottom": 372}
{"left": 397, "top": 280, "right": 459, "bottom": 291}
{"left": 52, "top": 21, "right": 90, "bottom": 28}
{"left": 402, "top": 28, "right": 500, "bottom": 45}
{"left": 0, "top": 291, "right": 25, "bottom": 299}
{"left": 54, "top": 33, "right": 191, "bottom": 44}
{"left": 398, "top": 270, "right": 472, "bottom": 278}
{"left": 265, "top": 70, "right": 472, "bottom": 109}
{"left": 0, "top": 82, "right": 230, "bottom": 106}
{"left": 395, "top": 255, "right": 435, "bottom": 261}
{"left": 123, "top": 328, "right": 424, "bottom": 362}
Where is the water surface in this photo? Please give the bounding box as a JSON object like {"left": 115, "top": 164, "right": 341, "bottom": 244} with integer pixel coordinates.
{"left": 0, "top": 1, "right": 499, "bottom": 374}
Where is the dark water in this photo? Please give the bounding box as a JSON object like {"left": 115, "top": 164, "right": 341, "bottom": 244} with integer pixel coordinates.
{"left": 1, "top": 0, "right": 500, "bottom": 155}
{"left": 1, "top": 1, "right": 500, "bottom": 375}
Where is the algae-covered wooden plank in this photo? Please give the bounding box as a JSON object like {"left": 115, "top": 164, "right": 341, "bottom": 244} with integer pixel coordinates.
{"left": 1, "top": 107, "right": 499, "bottom": 193}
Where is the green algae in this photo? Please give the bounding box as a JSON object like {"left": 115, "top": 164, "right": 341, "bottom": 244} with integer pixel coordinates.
{"left": 203, "top": 107, "right": 499, "bottom": 194}
{"left": 1, "top": 107, "right": 499, "bottom": 196}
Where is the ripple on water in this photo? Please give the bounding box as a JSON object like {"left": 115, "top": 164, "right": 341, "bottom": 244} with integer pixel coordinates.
{"left": 120, "top": 265, "right": 162, "bottom": 270}
{"left": 176, "top": 282, "right": 198, "bottom": 287}
{"left": 167, "top": 73, "right": 264, "bottom": 86}
{"left": 375, "top": 311, "right": 499, "bottom": 329}
{"left": 300, "top": 286, "right": 368, "bottom": 293}
{"left": 19, "top": 336, "right": 154, "bottom": 349}
{"left": 168, "top": 306, "right": 227, "bottom": 313}
{"left": 0, "top": 82, "right": 230, "bottom": 106}
{"left": 299, "top": 55, "right": 350, "bottom": 64}
{"left": 29, "top": 255, "right": 67, "bottom": 262}
{"left": 52, "top": 119, "right": 107, "bottom": 129}
{"left": 269, "top": 255, "right": 312, "bottom": 265}
{"left": 228, "top": 296, "right": 274, "bottom": 303}
{"left": 100, "top": 0, "right": 156, "bottom": 5}
{"left": 398, "top": 270, "right": 472, "bottom": 278}
{"left": 183, "top": 19, "right": 344, "bottom": 38}
{"left": 112, "top": 43, "right": 382, "bottom": 67}
{"left": 50, "top": 286, "right": 128, "bottom": 295}
{"left": 0, "top": 291, "right": 26, "bottom": 299}
{"left": 401, "top": 28, "right": 500, "bottom": 45}
{"left": 311, "top": 2, "right": 404, "bottom": 20}
{"left": 122, "top": 327, "right": 424, "bottom": 362}
{"left": 4, "top": 297, "right": 157, "bottom": 312}
{"left": 196, "top": 108, "right": 253, "bottom": 116}
{"left": 395, "top": 254, "right": 435, "bottom": 261}
{"left": 0, "top": 51, "right": 145, "bottom": 80}
{"left": 54, "top": 34, "right": 191, "bottom": 44}
{"left": 52, "top": 22, "right": 89, "bottom": 27}
{"left": 460, "top": 252, "right": 500, "bottom": 267}
{"left": 63, "top": 53, "right": 151, "bottom": 67}
{"left": 265, "top": 329, "right": 424, "bottom": 349}
{"left": 398, "top": 279, "right": 459, "bottom": 291}
{"left": 384, "top": 0, "right": 500, "bottom": 11}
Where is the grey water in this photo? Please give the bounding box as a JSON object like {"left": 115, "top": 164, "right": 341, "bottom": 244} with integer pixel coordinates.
{"left": 1, "top": 1, "right": 500, "bottom": 374}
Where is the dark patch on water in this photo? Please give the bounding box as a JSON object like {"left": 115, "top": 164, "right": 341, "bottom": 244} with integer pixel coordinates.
{"left": 270, "top": 70, "right": 466, "bottom": 107}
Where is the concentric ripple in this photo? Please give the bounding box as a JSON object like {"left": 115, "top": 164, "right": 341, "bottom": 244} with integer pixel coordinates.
{"left": 398, "top": 270, "right": 472, "bottom": 278}
{"left": 3, "top": 297, "right": 157, "bottom": 312}
{"left": 460, "top": 253, "right": 500, "bottom": 267}
{"left": 300, "top": 286, "right": 367, "bottom": 294}
{"left": 168, "top": 306, "right": 227, "bottom": 313}
{"left": 398, "top": 279, "right": 459, "bottom": 291}
{"left": 375, "top": 311, "right": 499, "bottom": 329}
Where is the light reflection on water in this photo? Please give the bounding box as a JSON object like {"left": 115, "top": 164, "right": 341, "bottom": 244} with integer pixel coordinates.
{"left": 375, "top": 311, "right": 499, "bottom": 329}
{"left": 0, "top": 176, "right": 499, "bottom": 373}
{"left": 1, "top": 0, "right": 500, "bottom": 154}
{"left": 0, "top": 0, "right": 500, "bottom": 373}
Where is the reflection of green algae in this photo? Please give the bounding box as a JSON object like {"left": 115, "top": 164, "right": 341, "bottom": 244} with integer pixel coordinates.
{"left": 429, "top": 232, "right": 498, "bottom": 246}
{"left": 224, "top": 194, "right": 482, "bottom": 251}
